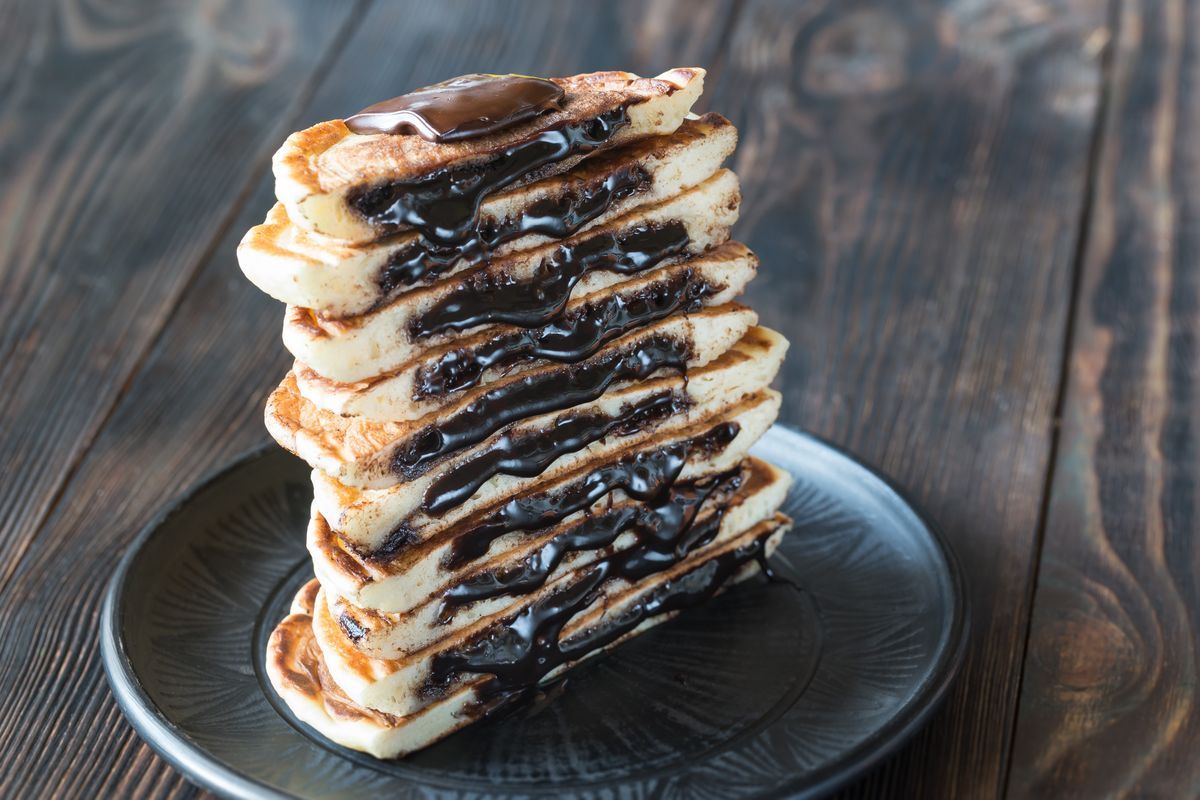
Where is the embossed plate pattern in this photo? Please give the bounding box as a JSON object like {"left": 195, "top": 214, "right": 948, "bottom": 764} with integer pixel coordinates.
{"left": 101, "top": 425, "right": 967, "bottom": 799}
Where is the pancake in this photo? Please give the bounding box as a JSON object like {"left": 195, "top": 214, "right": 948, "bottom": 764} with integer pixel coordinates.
{"left": 269, "top": 325, "right": 783, "bottom": 504}
{"left": 328, "top": 458, "right": 790, "bottom": 657}
{"left": 282, "top": 169, "right": 741, "bottom": 382}
{"left": 294, "top": 301, "right": 757, "bottom": 421}
{"left": 240, "top": 113, "right": 737, "bottom": 318}
{"left": 313, "top": 380, "right": 782, "bottom": 557}
{"left": 270, "top": 310, "right": 759, "bottom": 488}
{"left": 310, "top": 390, "right": 780, "bottom": 612}
{"left": 274, "top": 68, "right": 704, "bottom": 243}
{"left": 312, "top": 513, "right": 790, "bottom": 717}
{"left": 288, "top": 241, "right": 758, "bottom": 410}
{"left": 267, "top": 587, "right": 479, "bottom": 759}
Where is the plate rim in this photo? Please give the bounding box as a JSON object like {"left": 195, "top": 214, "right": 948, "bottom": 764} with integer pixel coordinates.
{"left": 749, "top": 426, "right": 971, "bottom": 799}
{"left": 101, "top": 444, "right": 297, "bottom": 800}
{"left": 100, "top": 426, "right": 969, "bottom": 800}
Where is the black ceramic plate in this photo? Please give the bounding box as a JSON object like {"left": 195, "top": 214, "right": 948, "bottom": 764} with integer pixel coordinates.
{"left": 101, "top": 426, "right": 967, "bottom": 799}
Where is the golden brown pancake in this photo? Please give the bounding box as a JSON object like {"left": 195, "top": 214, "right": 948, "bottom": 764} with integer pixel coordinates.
{"left": 240, "top": 113, "right": 737, "bottom": 317}
{"left": 274, "top": 69, "right": 704, "bottom": 242}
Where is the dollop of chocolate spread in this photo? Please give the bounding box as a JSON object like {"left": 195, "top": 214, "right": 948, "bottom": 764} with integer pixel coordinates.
{"left": 345, "top": 74, "right": 564, "bottom": 142}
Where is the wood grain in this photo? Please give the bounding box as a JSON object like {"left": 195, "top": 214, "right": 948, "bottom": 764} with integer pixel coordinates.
{"left": 0, "top": 1, "right": 739, "bottom": 796}
{"left": 0, "top": 3, "right": 360, "bottom": 796}
{"left": 1009, "top": 0, "right": 1200, "bottom": 795}
{"left": 706, "top": 1, "right": 1108, "bottom": 796}
{"left": 0, "top": 0, "right": 356, "bottom": 594}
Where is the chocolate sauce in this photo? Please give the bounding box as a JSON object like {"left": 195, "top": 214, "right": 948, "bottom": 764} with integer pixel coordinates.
{"left": 347, "top": 107, "right": 630, "bottom": 244}
{"left": 437, "top": 422, "right": 741, "bottom": 567}
{"left": 377, "top": 165, "right": 650, "bottom": 294}
{"left": 424, "top": 521, "right": 779, "bottom": 708}
{"left": 413, "top": 221, "right": 691, "bottom": 338}
{"left": 441, "top": 469, "right": 743, "bottom": 614}
{"left": 345, "top": 75, "right": 564, "bottom": 142}
{"left": 414, "top": 267, "right": 715, "bottom": 399}
{"left": 422, "top": 391, "right": 685, "bottom": 515}
{"left": 337, "top": 612, "right": 367, "bottom": 644}
{"left": 754, "top": 550, "right": 778, "bottom": 581}
{"left": 373, "top": 421, "right": 739, "bottom": 561}
{"left": 393, "top": 336, "right": 690, "bottom": 479}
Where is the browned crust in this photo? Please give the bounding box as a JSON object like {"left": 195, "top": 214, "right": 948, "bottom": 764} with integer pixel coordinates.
{"left": 312, "top": 513, "right": 374, "bottom": 584}
{"left": 268, "top": 612, "right": 401, "bottom": 726}
{"left": 292, "top": 578, "right": 322, "bottom": 616}
{"left": 275, "top": 120, "right": 349, "bottom": 198}
{"left": 238, "top": 203, "right": 367, "bottom": 265}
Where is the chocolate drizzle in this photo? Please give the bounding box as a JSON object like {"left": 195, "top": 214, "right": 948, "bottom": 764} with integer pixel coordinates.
{"left": 392, "top": 336, "right": 691, "bottom": 479}
{"left": 412, "top": 220, "right": 691, "bottom": 338}
{"left": 435, "top": 421, "right": 741, "bottom": 567}
{"left": 422, "top": 390, "right": 686, "bottom": 515}
{"left": 440, "top": 468, "right": 745, "bottom": 617}
{"left": 347, "top": 107, "right": 630, "bottom": 243}
{"left": 337, "top": 612, "right": 367, "bottom": 644}
{"left": 424, "top": 520, "right": 779, "bottom": 709}
{"left": 415, "top": 266, "right": 716, "bottom": 399}
{"left": 345, "top": 75, "right": 564, "bottom": 142}
{"left": 377, "top": 165, "right": 651, "bottom": 293}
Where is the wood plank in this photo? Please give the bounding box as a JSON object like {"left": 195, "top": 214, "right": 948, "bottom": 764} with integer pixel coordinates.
{"left": 1008, "top": 0, "right": 1200, "bottom": 795}
{"left": 0, "top": 0, "right": 357, "bottom": 592}
{"left": 0, "top": 1, "right": 739, "bottom": 796}
{"left": 705, "top": 1, "right": 1107, "bottom": 796}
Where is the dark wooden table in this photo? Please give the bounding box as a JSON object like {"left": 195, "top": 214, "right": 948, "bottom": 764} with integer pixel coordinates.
{"left": 3, "top": 0, "right": 1196, "bottom": 796}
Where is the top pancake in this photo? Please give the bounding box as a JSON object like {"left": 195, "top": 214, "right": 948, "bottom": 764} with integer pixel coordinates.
{"left": 241, "top": 113, "right": 736, "bottom": 318}
{"left": 274, "top": 69, "right": 704, "bottom": 243}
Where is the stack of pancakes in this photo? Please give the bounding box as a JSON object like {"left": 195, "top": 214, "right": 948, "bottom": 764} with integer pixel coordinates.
{"left": 238, "top": 68, "right": 793, "bottom": 758}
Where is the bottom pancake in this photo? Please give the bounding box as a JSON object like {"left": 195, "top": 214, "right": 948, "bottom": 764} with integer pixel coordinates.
{"left": 266, "top": 514, "right": 790, "bottom": 758}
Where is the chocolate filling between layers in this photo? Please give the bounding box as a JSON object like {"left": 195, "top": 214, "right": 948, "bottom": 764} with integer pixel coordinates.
{"left": 422, "top": 516, "right": 781, "bottom": 709}
{"left": 422, "top": 390, "right": 687, "bottom": 515}
{"left": 372, "top": 420, "right": 740, "bottom": 561}
{"left": 413, "top": 266, "right": 717, "bottom": 400}
{"left": 348, "top": 107, "right": 631, "bottom": 243}
{"left": 377, "top": 165, "right": 651, "bottom": 294}
{"left": 411, "top": 220, "right": 691, "bottom": 338}
{"left": 392, "top": 335, "right": 691, "bottom": 480}
{"left": 438, "top": 467, "right": 745, "bottom": 620}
